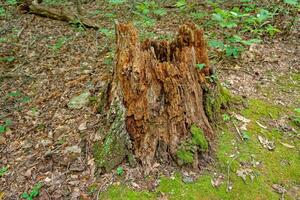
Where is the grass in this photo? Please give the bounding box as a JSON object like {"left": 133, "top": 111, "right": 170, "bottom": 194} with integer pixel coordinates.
{"left": 100, "top": 97, "right": 299, "bottom": 200}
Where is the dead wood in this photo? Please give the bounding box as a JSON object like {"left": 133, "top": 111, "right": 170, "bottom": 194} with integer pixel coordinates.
{"left": 23, "top": 1, "right": 100, "bottom": 29}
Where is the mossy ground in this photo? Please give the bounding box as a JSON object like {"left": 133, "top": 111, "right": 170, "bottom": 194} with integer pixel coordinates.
{"left": 100, "top": 95, "right": 300, "bottom": 199}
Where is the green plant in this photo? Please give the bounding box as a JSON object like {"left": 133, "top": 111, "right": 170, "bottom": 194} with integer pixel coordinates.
{"left": 175, "top": 0, "right": 186, "bottom": 9}
{"left": 0, "top": 56, "right": 15, "bottom": 62}
{"left": 292, "top": 108, "right": 300, "bottom": 126}
{"left": 6, "top": 0, "right": 17, "bottom": 5}
{"left": 190, "top": 12, "right": 207, "bottom": 20}
{"left": 0, "top": 166, "right": 8, "bottom": 177}
{"left": 21, "top": 183, "right": 43, "bottom": 200}
{"left": 265, "top": 24, "right": 281, "bottom": 37}
{"left": 0, "top": 119, "right": 12, "bottom": 134}
{"left": 116, "top": 166, "right": 124, "bottom": 175}
{"left": 48, "top": 37, "right": 69, "bottom": 52}
{"left": 134, "top": 1, "right": 166, "bottom": 18}
{"left": 108, "top": 0, "right": 126, "bottom": 5}
{"left": 222, "top": 114, "right": 230, "bottom": 122}
{"left": 0, "top": 6, "right": 5, "bottom": 17}
{"left": 196, "top": 63, "right": 206, "bottom": 70}
{"left": 284, "top": 0, "right": 298, "bottom": 6}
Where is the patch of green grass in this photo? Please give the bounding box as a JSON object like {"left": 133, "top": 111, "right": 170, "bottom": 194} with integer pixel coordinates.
{"left": 99, "top": 185, "right": 156, "bottom": 200}
{"left": 100, "top": 97, "right": 299, "bottom": 199}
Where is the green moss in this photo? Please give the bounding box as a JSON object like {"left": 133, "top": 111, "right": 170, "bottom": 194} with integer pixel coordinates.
{"left": 176, "top": 149, "right": 194, "bottom": 164}
{"left": 191, "top": 124, "right": 208, "bottom": 150}
{"left": 100, "top": 97, "right": 299, "bottom": 200}
{"left": 100, "top": 185, "right": 156, "bottom": 200}
{"left": 204, "top": 82, "right": 232, "bottom": 122}
{"left": 93, "top": 101, "right": 130, "bottom": 172}
{"left": 176, "top": 125, "right": 208, "bottom": 165}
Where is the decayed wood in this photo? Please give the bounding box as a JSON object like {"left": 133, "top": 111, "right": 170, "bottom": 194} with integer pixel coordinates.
{"left": 23, "top": 1, "right": 100, "bottom": 29}
{"left": 107, "top": 22, "right": 215, "bottom": 168}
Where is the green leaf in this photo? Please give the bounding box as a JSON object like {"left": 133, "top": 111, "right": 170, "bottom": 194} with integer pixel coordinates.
{"left": 241, "top": 131, "right": 250, "bottom": 140}
{"left": 20, "top": 96, "right": 31, "bottom": 103}
{"left": 153, "top": 8, "right": 167, "bottom": 16}
{"left": 6, "top": 0, "right": 17, "bottom": 5}
{"left": 21, "top": 192, "right": 30, "bottom": 199}
{"left": 8, "top": 90, "right": 21, "bottom": 97}
{"left": 116, "top": 166, "right": 124, "bottom": 175}
{"left": 220, "top": 21, "right": 237, "bottom": 28}
{"left": 196, "top": 63, "right": 206, "bottom": 70}
{"left": 295, "top": 108, "right": 300, "bottom": 114}
{"left": 175, "top": 0, "right": 186, "bottom": 8}
{"left": 30, "top": 183, "right": 43, "bottom": 197}
{"left": 0, "top": 56, "right": 15, "bottom": 62}
{"left": 0, "top": 6, "right": 5, "bottom": 17}
{"left": 0, "top": 126, "right": 5, "bottom": 134}
{"left": 0, "top": 166, "right": 8, "bottom": 176}
{"left": 208, "top": 40, "right": 224, "bottom": 49}
{"left": 212, "top": 13, "right": 223, "bottom": 21}
{"left": 225, "top": 46, "right": 239, "bottom": 58}
{"left": 241, "top": 38, "right": 261, "bottom": 45}
{"left": 256, "top": 9, "right": 272, "bottom": 22}
{"left": 222, "top": 114, "right": 231, "bottom": 122}
{"left": 5, "top": 119, "right": 12, "bottom": 126}
{"left": 284, "top": 0, "right": 298, "bottom": 5}
{"left": 108, "top": 0, "right": 126, "bottom": 5}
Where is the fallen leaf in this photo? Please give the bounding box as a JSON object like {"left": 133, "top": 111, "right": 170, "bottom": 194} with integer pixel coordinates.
{"left": 78, "top": 121, "right": 87, "bottom": 131}
{"left": 236, "top": 168, "right": 254, "bottom": 182}
{"left": 258, "top": 135, "right": 275, "bottom": 150}
{"left": 211, "top": 175, "right": 224, "bottom": 188}
{"left": 272, "top": 184, "right": 286, "bottom": 194}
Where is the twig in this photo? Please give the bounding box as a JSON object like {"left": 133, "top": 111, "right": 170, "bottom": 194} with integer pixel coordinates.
{"left": 233, "top": 123, "right": 244, "bottom": 141}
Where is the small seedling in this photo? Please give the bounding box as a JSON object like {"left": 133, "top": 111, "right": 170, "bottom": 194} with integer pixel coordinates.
{"left": 222, "top": 114, "right": 231, "bottom": 122}
{"left": 0, "top": 56, "right": 15, "bottom": 62}
{"left": 241, "top": 131, "right": 250, "bottom": 141}
{"left": 116, "top": 166, "right": 124, "bottom": 175}
{"left": 21, "top": 183, "right": 43, "bottom": 200}
{"left": 0, "top": 166, "right": 8, "bottom": 177}
{"left": 0, "top": 119, "right": 12, "bottom": 134}
{"left": 48, "top": 37, "right": 68, "bottom": 52}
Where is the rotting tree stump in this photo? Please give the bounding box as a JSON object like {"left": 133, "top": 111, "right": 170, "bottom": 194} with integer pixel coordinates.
{"left": 93, "top": 22, "right": 230, "bottom": 174}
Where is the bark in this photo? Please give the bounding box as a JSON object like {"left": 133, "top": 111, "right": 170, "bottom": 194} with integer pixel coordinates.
{"left": 94, "top": 22, "right": 228, "bottom": 173}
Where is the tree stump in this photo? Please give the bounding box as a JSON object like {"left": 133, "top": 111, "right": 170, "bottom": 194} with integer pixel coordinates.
{"left": 93, "top": 22, "right": 229, "bottom": 173}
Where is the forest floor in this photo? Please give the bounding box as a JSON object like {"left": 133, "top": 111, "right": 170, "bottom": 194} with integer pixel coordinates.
{"left": 0, "top": 0, "right": 299, "bottom": 199}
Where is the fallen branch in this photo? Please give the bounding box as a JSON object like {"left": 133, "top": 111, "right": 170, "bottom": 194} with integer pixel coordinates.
{"left": 26, "top": 2, "right": 100, "bottom": 29}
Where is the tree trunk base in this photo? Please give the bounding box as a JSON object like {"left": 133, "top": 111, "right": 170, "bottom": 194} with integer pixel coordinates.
{"left": 93, "top": 22, "right": 230, "bottom": 174}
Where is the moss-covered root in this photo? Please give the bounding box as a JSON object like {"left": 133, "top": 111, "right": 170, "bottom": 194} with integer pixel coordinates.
{"left": 204, "top": 82, "right": 231, "bottom": 123}
{"left": 176, "top": 124, "right": 209, "bottom": 165}
{"left": 93, "top": 100, "right": 132, "bottom": 172}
